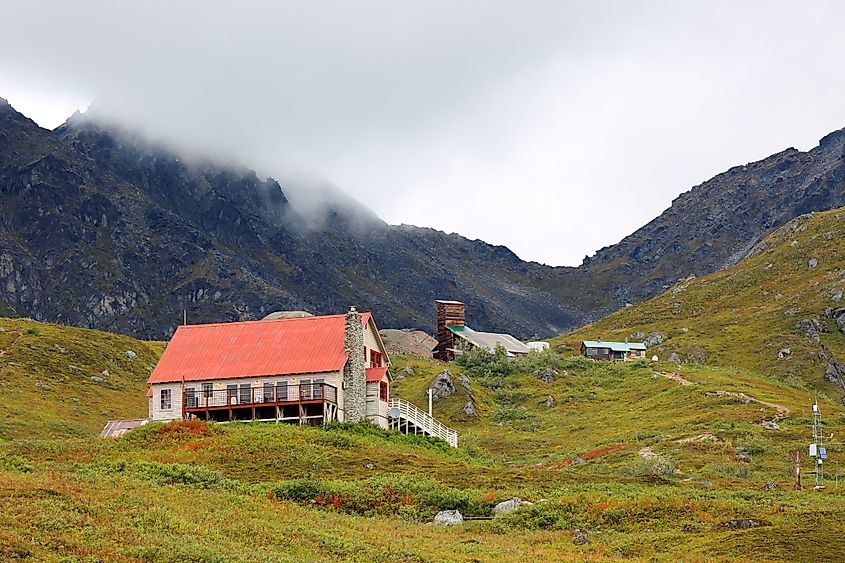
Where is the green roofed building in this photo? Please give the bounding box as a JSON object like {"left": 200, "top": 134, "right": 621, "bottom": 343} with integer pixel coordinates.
{"left": 434, "top": 300, "right": 530, "bottom": 361}
{"left": 580, "top": 340, "right": 647, "bottom": 362}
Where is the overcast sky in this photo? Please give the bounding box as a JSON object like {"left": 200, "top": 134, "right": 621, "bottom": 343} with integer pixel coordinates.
{"left": 3, "top": 1, "right": 845, "bottom": 266}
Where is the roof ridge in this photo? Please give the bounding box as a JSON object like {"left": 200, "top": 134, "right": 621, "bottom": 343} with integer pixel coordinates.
{"left": 177, "top": 312, "right": 372, "bottom": 330}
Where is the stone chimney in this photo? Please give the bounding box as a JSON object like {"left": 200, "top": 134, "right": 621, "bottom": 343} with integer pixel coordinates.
{"left": 434, "top": 300, "right": 465, "bottom": 361}
{"left": 343, "top": 306, "right": 367, "bottom": 422}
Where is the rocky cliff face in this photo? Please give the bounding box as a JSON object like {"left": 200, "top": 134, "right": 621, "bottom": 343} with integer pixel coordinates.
{"left": 576, "top": 130, "right": 845, "bottom": 315}
{"left": 2, "top": 96, "right": 845, "bottom": 339}
{"left": 0, "top": 99, "right": 576, "bottom": 338}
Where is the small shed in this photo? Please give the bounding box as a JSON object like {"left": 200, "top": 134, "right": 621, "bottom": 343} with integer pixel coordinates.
{"left": 580, "top": 341, "right": 646, "bottom": 361}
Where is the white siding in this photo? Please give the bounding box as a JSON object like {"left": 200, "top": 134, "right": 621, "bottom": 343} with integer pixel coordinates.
{"left": 149, "top": 383, "right": 182, "bottom": 421}
{"left": 365, "top": 380, "right": 389, "bottom": 428}
{"left": 363, "top": 319, "right": 389, "bottom": 368}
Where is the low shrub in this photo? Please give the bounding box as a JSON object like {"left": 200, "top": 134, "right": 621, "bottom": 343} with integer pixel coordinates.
{"left": 492, "top": 407, "right": 542, "bottom": 431}
{"left": 322, "top": 421, "right": 489, "bottom": 464}
{"left": 121, "top": 419, "right": 220, "bottom": 445}
{"left": 0, "top": 452, "right": 34, "bottom": 472}
{"left": 77, "top": 460, "right": 243, "bottom": 491}
{"left": 268, "top": 475, "right": 492, "bottom": 520}
{"left": 622, "top": 455, "right": 677, "bottom": 478}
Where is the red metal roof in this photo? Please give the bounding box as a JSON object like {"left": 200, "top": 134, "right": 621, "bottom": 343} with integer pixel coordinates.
{"left": 146, "top": 387, "right": 153, "bottom": 397}
{"left": 148, "top": 313, "right": 372, "bottom": 384}
{"left": 366, "top": 367, "right": 388, "bottom": 382}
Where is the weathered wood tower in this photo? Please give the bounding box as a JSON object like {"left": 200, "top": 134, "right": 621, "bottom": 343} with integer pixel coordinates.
{"left": 434, "top": 300, "right": 465, "bottom": 361}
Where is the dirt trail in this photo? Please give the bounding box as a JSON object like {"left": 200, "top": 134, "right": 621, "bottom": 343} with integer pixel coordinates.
{"left": 705, "top": 390, "right": 791, "bottom": 421}
{"left": 657, "top": 371, "right": 694, "bottom": 385}
{"left": 655, "top": 371, "right": 790, "bottom": 421}
{"left": 0, "top": 331, "right": 22, "bottom": 359}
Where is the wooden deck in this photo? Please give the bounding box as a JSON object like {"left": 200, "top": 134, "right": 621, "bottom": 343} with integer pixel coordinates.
{"left": 183, "top": 383, "right": 338, "bottom": 424}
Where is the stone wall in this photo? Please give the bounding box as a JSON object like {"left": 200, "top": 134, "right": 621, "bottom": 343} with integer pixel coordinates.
{"left": 343, "top": 309, "right": 367, "bottom": 422}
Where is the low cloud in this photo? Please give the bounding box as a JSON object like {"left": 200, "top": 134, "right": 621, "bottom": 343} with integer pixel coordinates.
{"left": 3, "top": 1, "right": 845, "bottom": 264}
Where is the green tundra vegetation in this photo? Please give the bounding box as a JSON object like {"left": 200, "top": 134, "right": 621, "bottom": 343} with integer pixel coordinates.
{"left": 4, "top": 209, "right": 845, "bottom": 561}
{"left": 561, "top": 207, "right": 845, "bottom": 396}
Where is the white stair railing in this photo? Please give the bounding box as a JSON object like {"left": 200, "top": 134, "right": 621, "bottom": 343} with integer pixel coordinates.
{"left": 387, "top": 398, "right": 458, "bottom": 448}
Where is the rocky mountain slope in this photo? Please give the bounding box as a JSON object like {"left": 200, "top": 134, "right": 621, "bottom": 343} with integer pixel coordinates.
{"left": 574, "top": 130, "right": 845, "bottom": 317}
{"left": 3, "top": 96, "right": 845, "bottom": 339}
{"left": 562, "top": 207, "right": 845, "bottom": 396}
{"left": 0, "top": 99, "right": 579, "bottom": 339}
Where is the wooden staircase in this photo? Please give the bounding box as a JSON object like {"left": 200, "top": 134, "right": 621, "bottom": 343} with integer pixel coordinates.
{"left": 387, "top": 398, "right": 458, "bottom": 448}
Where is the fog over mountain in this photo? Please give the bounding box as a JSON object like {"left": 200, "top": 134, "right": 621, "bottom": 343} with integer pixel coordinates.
{"left": 4, "top": 1, "right": 845, "bottom": 265}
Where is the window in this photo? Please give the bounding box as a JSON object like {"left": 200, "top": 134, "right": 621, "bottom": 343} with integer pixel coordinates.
{"left": 276, "top": 381, "right": 288, "bottom": 401}
{"left": 263, "top": 382, "right": 275, "bottom": 402}
{"left": 239, "top": 384, "right": 251, "bottom": 405}
{"left": 370, "top": 350, "right": 383, "bottom": 368}
{"left": 202, "top": 383, "right": 213, "bottom": 398}
{"left": 185, "top": 387, "right": 196, "bottom": 408}
{"left": 379, "top": 381, "right": 388, "bottom": 401}
{"left": 301, "top": 379, "right": 323, "bottom": 400}
{"left": 160, "top": 388, "right": 172, "bottom": 410}
{"left": 226, "top": 384, "right": 238, "bottom": 405}
{"left": 586, "top": 348, "right": 598, "bottom": 356}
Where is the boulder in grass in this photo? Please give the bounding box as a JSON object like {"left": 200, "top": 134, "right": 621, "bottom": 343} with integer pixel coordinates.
{"left": 573, "top": 528, "right": 590, "bottom": 545}
{"left": 532, "top": 368, "right": 558, "bottom": 383}
{"left": 433, "top": 509, "right": 463, "bottom": 526}
{"left": 644, "top": 332, "right": 665, "bottom": 347}
{"left": 493, "top": 497, "right": 523, "bottom": 515}
{"left": 430, "top": 370, "right": 456, "bottom": 399}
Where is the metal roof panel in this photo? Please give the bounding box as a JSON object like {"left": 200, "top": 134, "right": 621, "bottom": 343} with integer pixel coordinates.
{"left": 148, "top": 313, "right": 372, "bottom": 384}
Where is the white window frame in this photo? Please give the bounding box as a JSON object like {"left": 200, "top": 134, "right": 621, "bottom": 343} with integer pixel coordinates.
{"left": 160, "top": 388, "right": 172, "bottom": 411}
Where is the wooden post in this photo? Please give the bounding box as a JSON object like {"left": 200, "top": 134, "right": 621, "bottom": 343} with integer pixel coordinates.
{"left": 794, "top": 450, "right": 802, "bottom": 491}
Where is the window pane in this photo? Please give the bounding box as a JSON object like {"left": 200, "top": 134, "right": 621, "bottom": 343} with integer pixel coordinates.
{"left": 185, "top": 387, "right": 196, "bottom": 408}
{"left": 160, "top": 389, "right": 172, "bottom": 410}
{"left": 276, "top": 382, "right": 288, "bottom": 400}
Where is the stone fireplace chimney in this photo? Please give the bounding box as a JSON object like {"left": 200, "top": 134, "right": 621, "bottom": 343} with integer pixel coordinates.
{"left": 434, "top": 300, "right": 465, "bottom": 361}
{"left": 343, "top": 306, "right": 366, "bottom": 422}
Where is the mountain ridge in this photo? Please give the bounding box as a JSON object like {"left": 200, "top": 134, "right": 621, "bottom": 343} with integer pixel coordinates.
{"left": 3, "top": 98, "right": 845, "bottom": 339}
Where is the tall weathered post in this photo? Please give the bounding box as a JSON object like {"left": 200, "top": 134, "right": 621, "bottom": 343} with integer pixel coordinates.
{"left": 434, "top": 300, "right": 465, "bottom": 361}
{"left": 343, "top": 306, "right": 367, "bottom": 422}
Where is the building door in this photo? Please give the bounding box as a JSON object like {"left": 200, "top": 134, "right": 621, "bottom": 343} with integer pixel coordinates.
{"left": 263, "top": 382, "right": 275, "bottom": 403}
{"left": 239, "top": 384, "right": 251, "bottom": 405}
{"left": 185, "top": 387, "right": 197, "bottom": 408}
{"left": 202, "top": 383, "right": 213, "bottom": 407}
{"left": 276, "top": 381, "right": 288, "bottom": 401}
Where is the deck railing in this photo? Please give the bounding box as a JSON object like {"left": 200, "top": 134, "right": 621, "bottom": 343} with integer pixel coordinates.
{"left": 183, "top": 383, "right": 337, "bottom": 410}
{"left": 387, "top": 398, "right": 458, "bottom": 448}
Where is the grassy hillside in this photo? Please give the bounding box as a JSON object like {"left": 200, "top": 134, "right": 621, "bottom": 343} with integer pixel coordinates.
{"left": 0, "top": 317, "right": 161, "bottom": 439}
{"left": 560, "top": 208, "right": 845, "bottom": 396}
{"left": 4, "top": 320, "right": 845, "bottom": 560}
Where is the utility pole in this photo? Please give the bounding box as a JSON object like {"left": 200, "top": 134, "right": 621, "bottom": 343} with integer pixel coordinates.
{"left": 794, "top": 450, "right": 802, "bottom": 491}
